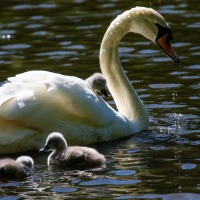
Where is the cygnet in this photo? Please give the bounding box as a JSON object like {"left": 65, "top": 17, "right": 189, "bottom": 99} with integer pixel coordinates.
{"left": 86, "top": 73, "right": 108, "bottom": 97}
{"left": 0, "top": 156, "right": 34, "bottom": 179}
{"left": 40, "top": 132, "right": 106, "bottom": 168}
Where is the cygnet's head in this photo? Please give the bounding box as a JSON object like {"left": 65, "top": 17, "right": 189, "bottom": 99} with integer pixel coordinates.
{"left": 40, "top": 132, "right": 67, "bottom": 152}
{"left": 16, "top": 156, "right": 34, "bottom": 172}
{"left": 86, "top": 73, "right": 108, "bottom": 97}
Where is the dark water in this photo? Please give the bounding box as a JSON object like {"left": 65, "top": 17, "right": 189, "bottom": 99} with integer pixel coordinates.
{"left": 0, "top": 0, "right": 200, "bottom": 199}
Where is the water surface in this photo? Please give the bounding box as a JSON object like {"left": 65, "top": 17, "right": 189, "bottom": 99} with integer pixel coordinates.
{"left": 0, "top": 0, "right": 200, "bottom": 199}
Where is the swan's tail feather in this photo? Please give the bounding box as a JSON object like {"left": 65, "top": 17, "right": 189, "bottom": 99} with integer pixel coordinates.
{"left": 0, "top": 117, "right": 40, "bottom": 153}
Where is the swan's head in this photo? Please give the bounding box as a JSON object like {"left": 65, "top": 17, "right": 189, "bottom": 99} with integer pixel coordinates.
{"left": 86, "top": 73, "right": 108, "bottom": 97}
{"left": 16, "top": 156, "right": 34, "bottom": 172}
{"left": 126, "top": 7, "right": 180, "bottom": 63}
{"left": 40, "top": 132, "right": 68, "bottom": 152}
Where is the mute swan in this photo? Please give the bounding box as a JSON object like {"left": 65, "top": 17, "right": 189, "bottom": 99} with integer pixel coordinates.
{"left": 40, "top": 132, "right": 106, "bottom": 168}
{"left": 0, "top": 156, "right": 34, "bottom": 179}
{"left": 86, "top": 73, "right": 108, "bottom": 97}
{"left": 0, "top": 6, "right": 179, "bottom": 153}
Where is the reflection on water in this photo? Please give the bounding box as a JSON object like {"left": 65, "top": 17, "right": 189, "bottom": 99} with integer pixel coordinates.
{"left": 0, "top": 0, "right": 200, "bottom": 199}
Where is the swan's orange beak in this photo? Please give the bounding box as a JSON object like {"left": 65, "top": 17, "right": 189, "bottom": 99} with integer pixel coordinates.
{"left": 156, "top": 34, "right": 180, "bottom": 63}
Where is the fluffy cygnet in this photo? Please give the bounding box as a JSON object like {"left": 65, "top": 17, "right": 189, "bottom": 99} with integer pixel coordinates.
{"left": 86, "top": 73, "right": 108, "bottom": 97}
{"left": 0, "top": 156, "right": 34, "bottom": 179}
{"left": 40, "top": 132, "right": 106, "bottom": 168}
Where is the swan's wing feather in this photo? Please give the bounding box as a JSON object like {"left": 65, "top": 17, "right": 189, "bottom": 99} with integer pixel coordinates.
{"left": 7, "top": 70, "right": 55, "bottom": 83}
{"left": 0, "top": 71, "right": 116, "bottom": 129}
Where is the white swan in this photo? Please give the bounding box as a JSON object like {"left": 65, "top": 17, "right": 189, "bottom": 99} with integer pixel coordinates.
{"left": 0, "top": 6, "right": 179, "bottom": 153}
{"left": 40, "top": 132, "right": 106, "bottom": 168}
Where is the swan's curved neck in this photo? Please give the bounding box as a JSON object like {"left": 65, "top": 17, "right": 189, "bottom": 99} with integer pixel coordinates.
{"left": 100, "top": 11, "right": 149, "bottom": 130}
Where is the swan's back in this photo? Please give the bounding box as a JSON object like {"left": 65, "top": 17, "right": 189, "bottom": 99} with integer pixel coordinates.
{"left": 0, "top": 71, "right": 117, "bottom": 126}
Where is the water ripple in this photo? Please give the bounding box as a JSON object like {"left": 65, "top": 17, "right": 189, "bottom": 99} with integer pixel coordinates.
{"left": 80, "top": 178, "right": 140, "bottom": 186}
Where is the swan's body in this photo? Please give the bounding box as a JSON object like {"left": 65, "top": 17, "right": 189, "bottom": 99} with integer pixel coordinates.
{"left": 40, "top": 132, "right": 106, "bottom": 168}
{"left": 0, "top": 156, "right": 34, "bottom": 179}
{"left": 0, "top": 7, "right": 179, "bottom": 153}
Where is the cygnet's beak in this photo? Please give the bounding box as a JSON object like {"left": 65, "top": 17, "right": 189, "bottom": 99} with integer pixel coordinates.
{"left": 101, "top": 89, "right": 108, "bottom": 97}
{"left": 39, "top": 145, "right": 50, "bottom": 152}
{"left": 156, "top": 34, "right": 180, "bottom": 63}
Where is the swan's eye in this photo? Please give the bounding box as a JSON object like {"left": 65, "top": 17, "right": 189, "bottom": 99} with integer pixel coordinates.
{"left": 155, "top": 23, "right": 173, "bottom": 41}
{"left": 155, "top": 23, "right": 173, "bottom": 47}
